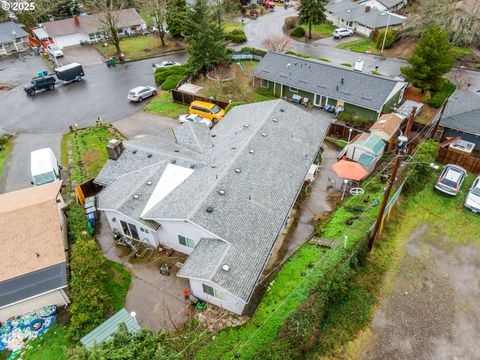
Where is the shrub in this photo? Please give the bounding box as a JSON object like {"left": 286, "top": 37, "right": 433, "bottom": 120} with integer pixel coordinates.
{"left": 154, "top": 64, "right": 189, "bottom": 86}
{"left": 403, "top": 139, "right": 440, "bottom": 194}
{"left": 375, "top": 29, "right": 396, "bottom": 49}
{"left": 225, "top": 101, "right": 246, "bottom": 113}
{"left": 248, "top": 2, "right": 257, "bottom": 9}
{"left": 66, "top": 204, "right": 90, "bottom": 245}
{"left": 340, "top": 62, "right": 352, "bottom": 67}
{"left": 240, "top": 6, "right": 247, "bottom": 15}
{"left": 284, "top": 16, "right": 300, "bottom": 29}
{"left": 160, "top": 74, "right": 184, "bottom": 90}
{"left": 337, "top": 111, "right": 369, "bottom": 125}
{"left": 249, "top": 9, "right": 258, "bottom": 18}
{"left": 239, "top": 46, "right": 267, "bottom": 57}
{"left": 290, "top": 26, "right": 306, "bottom": 38}
{"left": 423, "top": 80, "right": 456, "bottom": 107}
{"left": 225, "top": 29, "right": 247, "bottom": 43}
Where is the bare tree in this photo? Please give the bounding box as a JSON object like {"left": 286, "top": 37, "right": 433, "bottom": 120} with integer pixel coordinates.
{"left": 141, "top": 0, "right": 168, "bottom": 46}
{"left": 261, "top": 35, "right": 291, "bottom": 53}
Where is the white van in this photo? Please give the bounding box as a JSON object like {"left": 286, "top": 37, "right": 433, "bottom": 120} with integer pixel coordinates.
{"left": 30, "top": 148, "right": 61, "bottom": 186}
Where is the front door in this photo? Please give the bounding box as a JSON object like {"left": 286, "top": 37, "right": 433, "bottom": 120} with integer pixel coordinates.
{"left": 274, "top": 83, "right": 281, "bottom": 97}
{"left": 314, "top": 94, "right": 328, "bottom": 107}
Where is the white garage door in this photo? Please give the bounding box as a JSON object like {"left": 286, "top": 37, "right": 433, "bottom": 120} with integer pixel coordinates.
{"left": 54, "top": 33, "right": 85, "bottom": 48}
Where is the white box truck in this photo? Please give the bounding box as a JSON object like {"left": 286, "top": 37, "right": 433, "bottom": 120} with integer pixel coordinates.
{"left": 30, "top": 148, "right": 61, "bottom": 186}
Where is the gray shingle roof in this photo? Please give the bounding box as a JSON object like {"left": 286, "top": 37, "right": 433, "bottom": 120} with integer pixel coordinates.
{"left": 0, "top": 22, "right": 28, "bottom": 44}
{"left": 440, "top": 90, "right": 480, "bottom": 135}
{"left": 375, "top": 0, "right": 405, "bottom": 9}
{"left": 96, "top": 100, "right": 331, "bottom": 302}
{"left": 253, "top": 52, "right": 405, "bottom": 112}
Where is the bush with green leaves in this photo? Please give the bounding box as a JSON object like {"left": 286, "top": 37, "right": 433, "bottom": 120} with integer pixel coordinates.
{"left": 225, "top": 101, "right": 246, "bottom": 113}
{"left": 239, "top": 46, "right": 267, "bottom": 57}
{"left": 290, "top": 26, "right": 306, "bottom": 37}
{"left": 225, "top": 29, "right": 247, "bottom": 43}
{"left": 154, "top": 65, "right": 189, "bottom": 86}
{"left": 66, "top": 204, "right": 91, "bottom": 245}
{"left": 423, "top": 80, "right": 456, "bottom": 108}
{"left": 403, "top": 139, "right": 440, "bottom": 195}
{"left": 337, "top": 111, "right": 369, "bottom": 125}
{"left": 375, "top": 29, "right": 396, "bottom": 49}
{"left": 284, "top": 16, "right": 300, "bottom": 29}
{"left": 160, "top": 74, "right": 185, "bottom": 90}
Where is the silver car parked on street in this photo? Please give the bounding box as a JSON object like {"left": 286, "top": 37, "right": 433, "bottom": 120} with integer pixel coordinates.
{"left": 128, "top": 86, "right": 157, "bottom": 102}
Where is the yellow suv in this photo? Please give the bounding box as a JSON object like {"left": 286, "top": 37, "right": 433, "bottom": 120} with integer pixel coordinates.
{"left": 189, "top": 101, "right": 225, "bottom": 123}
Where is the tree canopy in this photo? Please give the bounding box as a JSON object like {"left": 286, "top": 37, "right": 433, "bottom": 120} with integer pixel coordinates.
{"left": 166, "top": 0, "right": 187, "bottom": 37}
{"left": 298, "top": 0, "right": 328, "bottom": 39}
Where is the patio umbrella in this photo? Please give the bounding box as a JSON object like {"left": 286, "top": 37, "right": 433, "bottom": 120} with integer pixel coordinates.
{"left": 332, "top": 160, "right": 368, "bottom": 181}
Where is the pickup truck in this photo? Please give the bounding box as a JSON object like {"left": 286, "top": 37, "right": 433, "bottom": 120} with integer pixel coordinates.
{"left": 24, "top": 75, "right": 57, "bottom": 96}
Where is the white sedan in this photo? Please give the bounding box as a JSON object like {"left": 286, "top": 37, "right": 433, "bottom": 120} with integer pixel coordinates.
{"left": 178, "top": 114, "right": 213, "bottom": 128}
{"left": 465, "top": 176, "right": 480, "bottom": 213}
{"left": 333, "top": 28, "right": 353, "bottom": 38}
{"left": 127, "top": 86, "right": 157, "bottom": 102}
{"left": 153, "top": 60, "right": 181, "bottom": 69}
{"left": 47, "top": 44, "right": 63, "bottom": 57}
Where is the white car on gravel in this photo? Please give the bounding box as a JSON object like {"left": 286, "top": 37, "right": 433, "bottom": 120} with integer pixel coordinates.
{"left": 178, "top": 114, "right": 213, "bottom": 128}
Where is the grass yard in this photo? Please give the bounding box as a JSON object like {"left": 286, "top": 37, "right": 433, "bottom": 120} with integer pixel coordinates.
{"left": 336, "top": 38, "right": 379, "bottom": 54}
{"left": 96, "top": 35, "right": 182, "bottom": 61}
{"left": 144, "top": 91, "right": 188, "bottom": 118}
{"left": 18, "top": 326, "right": 68, "bottom": 360}
{"left": 103, "top": 260, "right": 132, "bottom": 312}
{"left": 62, "top": 125, "right": 122, "bottom": 183}
{"left": 450, "top": 46, "right": 473, "bottom": 58}
{"left": 0, "top": 139, "right": 13, "bottom": 179}
{"left": 224, "top": 21, "right": 243, "bottom": 33}
{"left": 300, "top": 22, "right": 336, "bottom": 38}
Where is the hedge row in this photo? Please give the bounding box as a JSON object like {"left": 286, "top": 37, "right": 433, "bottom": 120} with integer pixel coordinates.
{"left": 403, "top": 139, "right": 439, "bottom": 194}
{"left": 154, "top": 65, "right": 189, "bottom": 87}
{"left": 423, "top": 80, "right": 457, "bottom": 108}
{"left": 224, "top": 29, "right": 247, "bottom": 43}
{"left": 238, "top": 46, "right": 267, "bottom": 57}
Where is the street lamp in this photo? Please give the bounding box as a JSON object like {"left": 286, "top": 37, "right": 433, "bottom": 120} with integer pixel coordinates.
{"left": 380, "top": 12, "right": 392, "bottom": 56}
{"left": 347, "top": 127, "right": 353, "bottom": 144}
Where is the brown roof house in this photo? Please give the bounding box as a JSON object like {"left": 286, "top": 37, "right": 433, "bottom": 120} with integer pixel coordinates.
{"left": 369, "top": 113, "right": 402, "bottom": 142}
{"left": 0, "top": 182, "right": 69, "bottom": 321}
{"left": 41, "top": 8, "right": 146, "bottom": 48}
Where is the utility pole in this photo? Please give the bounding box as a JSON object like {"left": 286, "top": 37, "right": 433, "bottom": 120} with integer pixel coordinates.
{"left": 380, "top": 12, "right": 392, "bottom": 55}
{"left": 368, "top": 135, "right": 408, "bottom": 252}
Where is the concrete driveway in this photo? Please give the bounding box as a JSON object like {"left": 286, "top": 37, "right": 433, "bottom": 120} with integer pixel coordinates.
{"left": 61, "top": 46, "right": 105, "bottom": 67}
{"left": 113, "top": 112, "right": 178, "bottom": 139}
{"left": 0, "top": 52, "right": 46, "bottom": 85}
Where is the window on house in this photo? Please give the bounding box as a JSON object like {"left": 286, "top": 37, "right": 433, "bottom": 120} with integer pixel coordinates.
{"left": 261, "top": 79, "right": 269, "bottom": 88}
{"left": 128, "top": 224, "right": 139, "bottom": 240}
{"left": 289, "top": 87, "right": 298, "bottom": 93}
{"left": 120, "top": 220, "right": 140, "bottom": 240}
{"left": 120, "top": 220, "right": 130, "bottom": 237}
{"left": 202, "top": 284, "right": 226, "bottom": 301}
{"left": 140, "top": 227, "right": 150, "bottom": 234}
{"left": 178, "top": 235, "right": 195, "bottom": 248}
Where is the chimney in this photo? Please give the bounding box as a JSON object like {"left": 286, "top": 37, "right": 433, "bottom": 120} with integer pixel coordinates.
{"left": 73, "top": 15, "right": 80, "bottom": 26}
{"left": 106, "top": 139, "right": 124, "bottom": 160}
{"left": 365, "top": 5, "right": 371, "bottom": 12}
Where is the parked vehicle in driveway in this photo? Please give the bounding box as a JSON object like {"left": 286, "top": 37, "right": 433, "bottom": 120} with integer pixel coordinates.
{"left": 333, "top": 28, "right": 353, "bottom": 38}
{"left": 31, "top": 148, "right": 61, "bottom": 186}
{"left": 434, "top": 164, "right": 467, "bottom": 196}
{"left": 127, "top": 86, "right": 157, "bottom": 102}
{"left": 47, "top": 44, "right": 63, "bottom": 57}
{"left": 54, "top": 63, "right": 85, "bottom": 83}
{"left": 24, "top": 75, "right": 57, "bottom": 96}
{"left": 189, "top": 101, "right": 225, "bottom": 123}
{"left": 153, "top": 60, "right": 180, "bottom": 69}
{"left": 465, "top": 176, "right": 480, "bottom": 213}
{"left": 260, "top": 1, "right": 275, "bottom": 8}
{"left": 179, "top": 114, "right": 213, "bottom": 128}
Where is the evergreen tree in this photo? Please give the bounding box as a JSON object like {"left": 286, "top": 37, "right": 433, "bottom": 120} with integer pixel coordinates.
{"left": 401, "top": 26, "right": 455, "bottom": 92}
{"left": 184, "top": 0, "right": 227, "bottom": 75}
{"left": 166, "top": 0, "right": 187, "bottom": 37}
{"left": 298, "top": 0, "right": 327, "bottom": 39}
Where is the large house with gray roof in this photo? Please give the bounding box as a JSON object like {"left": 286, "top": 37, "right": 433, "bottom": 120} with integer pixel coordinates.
{"left": 0, "top": 22, "right": 29, "bottom": 56}
{"left": 94, "top": 100, "right": 331, "bottom": 314}
{"left": 253, "top": 52, "right": 407, "bottom": 121}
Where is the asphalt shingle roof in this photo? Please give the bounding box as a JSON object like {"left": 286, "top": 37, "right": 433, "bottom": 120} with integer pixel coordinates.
{"left": 96, "top": 100, "right": 331, "bottom": 302}
{"left": 253, "top": 52, "right": 404, "bottom": 112}
{"left": 440, "top": 90, "right": 480, "bottom": 135}
{"left": 0, "top": 22, "right": 28, "bottom": 44}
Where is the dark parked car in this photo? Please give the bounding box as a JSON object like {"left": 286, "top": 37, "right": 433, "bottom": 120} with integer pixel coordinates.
{"left": 24, "top": 75, "right": 57, "bottom": 96}
{"left": 434, "top": 164, "right": 467, "bottom": 196}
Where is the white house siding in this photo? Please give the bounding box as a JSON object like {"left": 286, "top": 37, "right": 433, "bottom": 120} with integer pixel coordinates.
{"left": 155, "top": 219, "right": 220, "bottom": 255}
{"left": 189, "top": 279, "right": 247, "bottom": 315}
{"left": 54, "top": 33, "right": 88, "bottom": 48}
{"left": 0, "top": 289, "right": 69, "bottom": 322}
{"left": 356, "top": 23, "right": 372, "bottom": 36}
{"left": 104, "top": 210, "right": 157, "bottom": 247}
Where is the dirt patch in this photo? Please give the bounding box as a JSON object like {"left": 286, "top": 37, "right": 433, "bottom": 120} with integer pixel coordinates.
{"left": 385, "top": 37, "right": 416, "bottom": 59}
{"left": 83, "top": 148, "right": 102, "bottom": 167}
{"left": 362, "top": 222, "right": 480, "bottom": 359}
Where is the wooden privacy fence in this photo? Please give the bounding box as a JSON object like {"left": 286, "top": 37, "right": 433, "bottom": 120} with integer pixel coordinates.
{"left": 436, "top": 147, "right": 480, "bottom": 174}
{"left": 327, "top": 123, "right": 364, "bottom": 142}
{"left": 171, "top": 89, "right": 230, "bottom": 109}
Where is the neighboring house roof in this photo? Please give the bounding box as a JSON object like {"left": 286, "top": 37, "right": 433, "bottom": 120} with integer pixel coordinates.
{"left": 440, "top": 90, "right": 480, "bottom": 136}
{"left": 369, "top": 113, "right": 402, "bottom": 141}
{"left": 326, "top": 0, "right": 406, "bottom": 28}
{"left": 352, "top": 133, "right": 385, "bottom": 154}
{"left": 359, "top": 0, "right": 405, "bottom": 9}
{"left": 42, "top": 8, "right": 143, "bottom": 37}
{"left": 0, "top": 182, "right": 67, "bottom": 308}
{"left": 253, "top": 52, "right": 405, "bottom": 112}
{"left": 80, "top": 308, "right": 141, "bottom": 348}
{"left": 0, "top": 22, "right": 28, "bottom": 44}
{"left": 96, "top": 100, "right": 331, "bottom": 302}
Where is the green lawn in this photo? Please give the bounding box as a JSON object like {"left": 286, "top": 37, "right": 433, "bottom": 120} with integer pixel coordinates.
{"left": 0, "top": 139, "right": 13, "bottom": 180}
{"left": 252, "top": 87, "right": 277, "bottom": 102}
{"left": 336, "top": 38, "right": 379, "bottom": 54}
{"left": 144, "top": 91, "right": 188, "bottom": 118}
{"left": 104, "top": 260, "right": 132, "bottom": 312}
{"left": 450, "top": 46, "right": 473, "bottom": 57}
{"left": 96, "top": 35, "right": 182, "bottom": 61}
{"left": 62, "top": 125, "right": 122, "bottom": 183}
{"left": 224, "top": 21, "right": 243, "bottom": 33}
{"left": 300, "top": 22, "right": 336, "bottom": 38}
{"left": 18, "top": 326, "right": 68, "bottom": 360}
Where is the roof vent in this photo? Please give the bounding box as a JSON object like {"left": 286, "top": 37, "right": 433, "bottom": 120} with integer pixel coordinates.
{"left": 218, "top": 190, "right": 225, "bottom": 195}
{"left": 174, "top": 149, "right": 179, "bottom": 153}
{"left": 249, "top": 149, "right": 255, "bottom": 154}
{"left": 211, "top": 134, "right": 217, "bottom": 137}
{"left": 222, "top": 264, "right": 230, "bottom": 272}
{"left": 147, "top": 181, "right": 152, "bottom": 186}
{"left": 341, "top": 78, "right": 344, "bottom": 84}
{"left": 243, "top": 123, "right": 249, "bottom": 128}
{"left": 280, "top": 109, "right": 285, "bottom": 112}
{"left": 132, "top": 149, "right": 137, "bottom": 154}
{"left": 261, "top": 133, "right": 267, "bottom": 137}
{"left": 206, "top": 206, "right": 214, "bottom": 213}
{"left": 231, "top": 146, "right": 237, "bottom": 150}
{"left": 147, "top": 153, "right": 152, "bottom": 158}
{"left": 133, "top": 194, "right": 139, "bottom": 199}
{"left": 235, "top": 168, "right": 241, "bottom": 173}
{"left": 171, "top": 159, "right": 177, "bottom": 164}
{"left": 272, "top": 118, "right": 277, "bottom": 123}
{"left": 190, "top": 164, "right": 195, "bottom": 169}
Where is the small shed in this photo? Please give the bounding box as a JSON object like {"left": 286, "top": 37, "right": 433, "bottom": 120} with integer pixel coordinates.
{"left": 369, "top": 113, "right": 402, "bottom": 142}
{"left": 396, "top": 100, "right": 423, "bottom": 119}
{"left": 80, "top": 308, "right": 141, "bottom": 348}
{"left": 345, "top": 133, "right": 385, "bottom": 174}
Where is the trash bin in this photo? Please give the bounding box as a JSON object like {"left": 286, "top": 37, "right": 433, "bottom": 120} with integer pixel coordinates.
{"left": 87, "top": 212, "right": 96, "bottom": 228}
{"left": 119, "top": 53, "right": 125, "bottom": 63}
{"left": 33, "top": 47, "right": 40, "bottom": 56}
{"left": 110, "top": 57, "right": 116, "bottom": 66}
